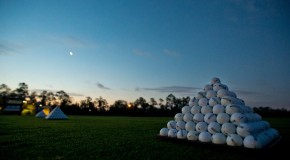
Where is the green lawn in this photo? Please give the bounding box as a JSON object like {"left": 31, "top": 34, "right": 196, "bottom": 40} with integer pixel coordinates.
{"left": 0, "top": 115, "right": 289, "bottom": 160}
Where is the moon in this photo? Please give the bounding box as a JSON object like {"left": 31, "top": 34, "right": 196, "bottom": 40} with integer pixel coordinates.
{"left": 69, "top": 51, "right": 73, "bottom": 56}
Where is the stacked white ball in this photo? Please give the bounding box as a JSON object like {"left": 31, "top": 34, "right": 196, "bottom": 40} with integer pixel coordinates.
{"left": 212, "top": 133, "right": 226, "bottom": 144}
{"left": 187, "top": 130, "right": 199, "bottom": 141}
{"left": 160, "top": 128, "right": 169, "bottom": 136}
{"left": 159, "top": 77, "right": 279, "bottom": 149}
{"left": 185, "top": 121, "right": 196, "bottom": 131}
{"left": 177, "top": 130, "right": 188, "bottom": 139}
{"left": 183, "top": 112, "right": 193, "bottom": 122}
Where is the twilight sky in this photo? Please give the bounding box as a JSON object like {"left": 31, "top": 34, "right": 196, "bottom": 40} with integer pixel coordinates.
{"left": 1, "top": 0, "right": 290, "bottom": 109}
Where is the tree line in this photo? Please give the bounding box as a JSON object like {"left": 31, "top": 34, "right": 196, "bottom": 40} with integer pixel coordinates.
{"left": 0, "top": 83, "right": 289, "bottom": 117}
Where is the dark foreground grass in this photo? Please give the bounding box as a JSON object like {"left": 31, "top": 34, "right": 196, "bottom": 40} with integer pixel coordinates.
{"left": 0, "top": 115, "right": 289, "bottom": 160}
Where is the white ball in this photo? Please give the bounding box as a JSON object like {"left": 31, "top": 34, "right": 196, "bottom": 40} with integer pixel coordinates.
{"left": 244, "top": 113, "right": 255, "bottom": 122}
{"left": 189, "top": 97, "right": 198, "bottom": 106}
{"left": 204, "top": 113, "right": 217, "bottom": 123}
{"left": 185, "top": 121, "right": 196, "bottom": 131}
{"left": 264, "top": 128, "right": 279, "bottom": 144}
{"left": 217, "top": 89, "right": 228, "bottom": 98}
{"left": 211, "top": 77, "right": 221, "bottom": 85}
{"left": 260, "top": 121, "right": 270, "bottom": 130}
{"left": 204, "top": 84, "right": 213, "bottom": 92}
{"left": 221, "top": 122, "right": 236, "bottom": 136}
{"left": 168, "top": 129, "right": 178, "bottom": 138}
{"left": 230, "top": 91, "right": 237, "bottom": 98}
{"left": 217, "top": 89, "right": 236, "bottom": 98}
{"left": 245, "top": 113, "right": 261, "bottom": 122}
{"left": 226, "top": 134, "right": 243, "bottom": 146}
{"left": 176, "top": 121, "right": 186, "bottom": 130}
{"left": 198, "top": 98, "right": 208, "bottom": 107}
{"left": 221, "top": 97, "right": 232, "bottom": 106}
{"left": 230, "top": 113, "right": 247, "bottom": 125}
{"left": 213, "top": 104, "right": 225, "bottom": 114}
{"left": 193, "top": 113, "right": 204, "bottom": 123}
{"left": 213, "top": 83, "right": 228, "bottom": 91}
{"left": 268, "top": 128, "right": 279, "bottom": 138}
{"left": 222, "top": 96, "right": 244, "bottom": 106}
{"left": 206, "top": 90, "right": 216, "bottom": 99}
{"left": 208, "top": 122, "right": 221, "bottom": 134}
{"left": 213, "top": 83, "right": 220, "bottom": 91}
{"left": 244, "top": 105, "right": 253, "bottom": 113}
{"left": 183, "top": 112, "right": 193, "bottom": 122}
{"left": 212, "top": 133, "right": 226, "bottom": 144}
{"left": 191, "top": 105, "right": 201, "bottom": 114}
{"left": 201, "top": 105, "right": 212, "bottom": 114}
{"left": 177, "top": 130, "right": 188, "bottom": 139}
{"left": 257, "top": 132, "right": 268, "bottom": 147}
{"left": 243, "top": 135, "right": 258, "bottom": 149}
{"left": 209, "top": 97, "right": 220, "bottom": 106}
{"left": 199, "top": 131, "right": 212, "bottom": 143}
{"left": 216, "top": 113, "right": 230, "bottom": 124}
{"left": 159, "top": 128, "right": 169, "bottom": 136}
{"left": 196, "top": 122, "right": 208, "bottom": 133}
{"left": 237, "top": 123, "right": 253, "bottom": 137}
{"left": 182, "top": 106, "right": 192, "bottom": 114}
{"left": 226, "top": 104, "right": 242, "bottom": 115}
{"left": 167, "top": 120, "right": 176, "bottom": 129}
{"left": 174, "top": 113, "right": 184, "bottom": 122}
{"left": 253, "top": 113, "right": 262, "bottom": 121}
{"left": 196, "top": 92, "right": 206, "bottom": 99}
{"left": 187, "top": 130, "right": 199, "bottom": 141}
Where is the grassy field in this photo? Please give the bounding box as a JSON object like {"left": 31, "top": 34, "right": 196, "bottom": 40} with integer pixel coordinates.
{"left": 0, "top": 115, "right": 289, "bottom": 160}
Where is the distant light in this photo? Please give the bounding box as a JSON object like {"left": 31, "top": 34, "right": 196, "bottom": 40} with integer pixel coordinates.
{"left": 69, "top": 51, "right": 73, "bottom": 56}
{"left": 43, "top": 107, "right": 50, "bottom": 116}
{"left": 128, "top": 104, "right": 131, "bottom": 108}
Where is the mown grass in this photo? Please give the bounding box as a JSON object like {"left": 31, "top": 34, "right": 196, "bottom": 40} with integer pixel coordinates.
{"left": 0, "top": 115, "right": 289, "bottom": 160}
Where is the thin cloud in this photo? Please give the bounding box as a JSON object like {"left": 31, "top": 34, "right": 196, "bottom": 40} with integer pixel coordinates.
{"left": 96, "top": 82, "right": 110, "bottom": 90}
{"left": 227, "top": 0, "right": 275, "bottom": 24}
{"left": 234, "top": 0, "right": 275, "bottom": 15}
{"left": 233, "top": 89, "right": 259, "bottom": 96}
{"left": 163, "top": 49, "right": 180, "bottom": 57}
{"left": 68, "top": 92, "right": 84, "bottom": 97}
{"left": 0, "top": 41, "right": 22, "bottom": 55}
{"left": 59, "top": 36, "right": 86, "bottom": 48}
{"left": 45, "top": 84, "right": 53, "bottom": 89}
{"left": 133, "top": 49, "right": 151, "bottom": 57}
{"left": 30, "top": 89, "right": 84, "bottom": 96}
{"left": 49, "top": 35, "right": 98, "bottom": 49}
{"left": 136, "top": 86, "right": 200, "bottom": 93}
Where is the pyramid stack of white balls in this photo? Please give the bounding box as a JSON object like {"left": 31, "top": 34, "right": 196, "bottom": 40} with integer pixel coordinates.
{"left": 159, "top": 77, "right": 280, "bottom": 149}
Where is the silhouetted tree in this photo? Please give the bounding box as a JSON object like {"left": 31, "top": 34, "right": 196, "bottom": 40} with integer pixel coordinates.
{"left": 253, "top": 106, "right": 290, "bottom": 117}
{"left": 0, "top": 84, "right": 11, "bottom": 97}
{"left": 134, "top": 97, "right": 149, "bottom": 110}
{"left": 94, "top": 96, "right": 109, "bottom": 111}
{"left": 150, "top": 98, "right": 157, "bottom": 106}
{"left": 39, "top": 91, "right": 56, "bottom": 106}
{"left": 110, "top": 100, "right": 128, "bottom": 115}
{"left": 14, "top": 82, "right": 29, "bottom": 99}
{"left": 159, "top": 98, "right": 165, "bottom": 110}
{"left": 0, "top": 84, "right": 11, "bottom": 107}
{"left": 29, "top": 91, "right": 38, "bottom": 104}
{"left": 166, "top": 93, "right": 176, "bottom": 110}
{"left": 55, "top": 90, "right": 71, "bottom": 107}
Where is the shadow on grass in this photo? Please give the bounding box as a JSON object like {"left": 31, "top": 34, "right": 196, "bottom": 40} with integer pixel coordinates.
{"left": 156, "top": 135, "right": 286, "bottom": 159}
